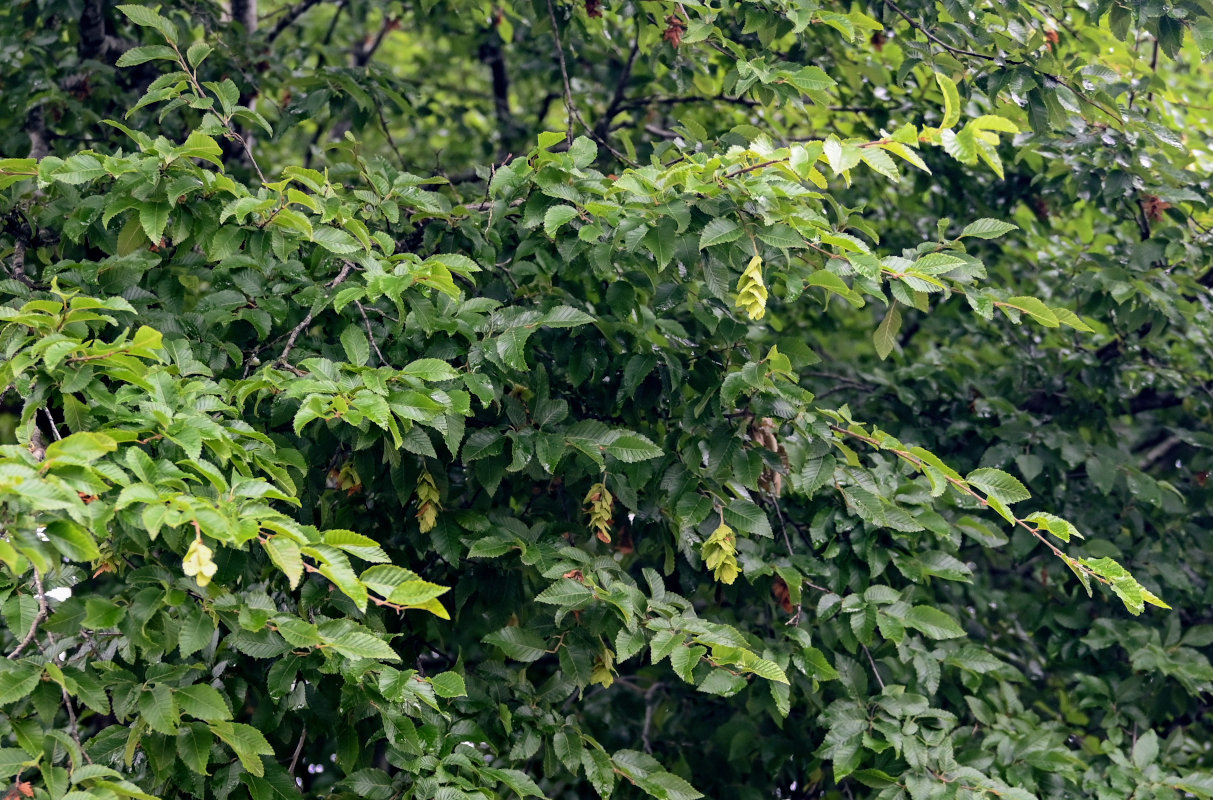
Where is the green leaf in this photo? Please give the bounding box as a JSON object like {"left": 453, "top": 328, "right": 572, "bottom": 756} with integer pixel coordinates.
{"left": 935, "top": 72, "right": 961, "bottom": 129}
{"left": 1004, "top": 296, "right": 1059, "bottom": 327}
{"left": 116, "top": 4, "right": 178, "bottom": 40}
{"left": 45, "top": 520, "right": 102, "bottom": 561}
{"left": 138, "top": 684, "right": 180, "bottom": 734}
{"left": 43, "top": 431, "right": 117, "bottom": 465}
{"left": 544, "top": 205, "right": 579, "bottom": 237}
{"left": 966, "top": 468, "right": 1031, "bottom": 504}
{"left": 902, "top": 606, "right": 965, "bottom": 639}
{"left": 311, "top": 226, "right": 361, "bottom": 254}
{"left": 1132, "top": 729, "right": 1159, "bottom": 769}
{"left": 83, "top": 598, "right": 126, "bottom": 629}
{"left": 1052, "top": 307, "right": 1095, "bottom": 332}
{"left": 138, "top": 200, "right": 170, "bottom": 244}
{"left": 340, "top": 325, "right": 370, "bottom": 367}
{"left": 873, "top": 303, "right": 901, "bottom": 360}
{"left": 723, "top": 499, "right": 773, "bottom": 538}
{"left": 209, "top": 721, "right": 274, "bottom": 778}
{"left": 535, "top": 578, "right": 595, "bottom": 607}
{"left": 0, "top": 661, "right": 41, "bottom": 704}
{"left": 786, "top": 65, "right": 837, "bottom": 92}
{"left": 177, "top": 724, "right": 213, "bottom": 775}
{"left": 115, "top": 45, "right": 179, "bottom": 67}
{"left": 1024, "top": 512, "right": 1083, "bottom": 543}
{"left": 480, "top": 767, "right": 546, "bottom": 799}
{"left": 698, "top": 218, "right": 742, "bottom": 249}
{"left": 484, "top": 626, "right": 549, "bottom": 662}
{"left": 175, "top": 684, "right": 232, "bottom": 722}
{"left": 959, "top": 218, "right": 1018, "bottom": 239}
{"left": 401, "top": 358, "right": 459, "bottom": 381}
{"left": 605, "top": 433, "right": 664, "bottom": 463}
{"left": 429, "top": 671, "right": 467, "bottom": 698}
{"left": 264, "top": 536, "right": 304, "bottom": 589}
{"left": 325, "top": 630, "right": 399, "bottom": 661}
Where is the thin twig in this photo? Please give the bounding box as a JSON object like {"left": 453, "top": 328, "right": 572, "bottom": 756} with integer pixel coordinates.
{"left": 289, "top": 724, "right": 307, "bottom": 774}
{"left": 595, "top": 22, "right": 642, "bottom": 140}
{"left": 882, "top": 0, "right": 994, "bottom": 60}
{"left": 862, "top": 644, "right": 886, "bottom": 690}
{"left": 882, "top": 0, "right": 1120, "bottom": 122}
{"left": 547, "top": 0, "right": 576, "bottom": 143}
{"left": 770, "top": 497, "right": 803, "bottom": 625}
{"left": 43, "top": 406, "right": 63, "bottom": 441}
{"left": 62, "top": 688, "right": 93, "bottom": 763}
{"left": 277, "top": 261, "right": 356, "bottom": 366}
{"left": 266, "top": 0, "right": 325, "bottom": 43}
{"left": 376, "top": 101, "right": 406, "bottom": 168}
{"left": 355, "top": 301, "right": 387, "bottom": 366}
{"left": 641, "top": 682, "right": 662, "bottom": 753}
{"left": 7, "top": 568, "right": 48, "bottom": 660}
{"left": 6, "top": 241, "right": 48, "bottom": 291}
{"left": 354, "top": 15, "right": 395, "bottom": 67}
{"left": 544, "top": 0, "right": 638, "bottom": 166}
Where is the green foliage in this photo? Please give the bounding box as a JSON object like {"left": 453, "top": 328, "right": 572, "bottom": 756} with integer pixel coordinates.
{"left": 2, "top": 1, "right": 1212, "bottom": 799}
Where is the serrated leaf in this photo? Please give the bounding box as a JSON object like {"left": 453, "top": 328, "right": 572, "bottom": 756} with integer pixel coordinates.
{"left": 138, "top": 200, "right": 170, "bottom": 244}
{"left": 605, "top": 433, "right": 664, "bottom": 463}
{"left": 0, "top": 662, "right": 42, "bottom": 704}
{"left": 1005, "top": 296, "right": 1059, "bottom": 327}
{"left": 175, "top": 684, "right": 232, "bottom": 722}
{"left": 699, "top": 218, "right": 742, "bottom": 249}
{"left": 535, "top": 578, "right": 595, "bottom": 607}
{"left": 544, "top": 204, "right": 579, "bottom": 237}
{"left": 138, "top": 684, "right": 179, "bottom": 734}
{"left": 966, "top": 468, "right": 1031, "bottom": 504}
{"left": 935, "top": 72, "right": 961, "bottom": 129}
{"left": 209, "top": 721, "right": 274, "bottom": 777}
{"left": 959, "top": 218, "right": 1018, "bottom": 239}
{"left": 1024, "top": 511, "right": 1083, "bottom": 543}
{"left": 326, "top": 630, "right": 399, "bottom": 661}
{"left": 723, "top": 499, "right": 773, "bottom": 538}
{"left": 429, "top": 672, "right": 467, "bottom": 698}
{"left": 1052, "top": 307, "right": 1095, "bottom": 332}
{"left": 340, "top": 325, "right": 370, "bottom": 366}
{"left": 311, "top": 225, "right": 361, "bottom": 254}
{"left": 484, "top": 626, "right": 549, "bottom": 662}
{"left": 903, "top": 606, "right": 965, "bottom": 639}
{"left": 400, "top": 358, "right": 459, "bottom": 381}
{"left": 786, "top": 65, "right": 837, "bottom": 92}
{"left": 873, "top": 303, "right": 901, "bottom": 360}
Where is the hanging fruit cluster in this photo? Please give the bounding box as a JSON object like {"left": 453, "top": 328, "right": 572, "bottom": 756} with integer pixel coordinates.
{"left": 416, "top": 469, "right": 441, "bottom": 533}
{"left": 584, "top": 481, "right": 614, "bottom": 543}
{"left": 735, "top": 254, "right": 767, "bottom": 320}
{"left": 702, "top": 521, "right": 740, "bottom": 584}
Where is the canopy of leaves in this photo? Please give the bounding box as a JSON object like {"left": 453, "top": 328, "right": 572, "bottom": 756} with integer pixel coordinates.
{"left": 1, "top": 1, "right": 1212, "bottom": 800}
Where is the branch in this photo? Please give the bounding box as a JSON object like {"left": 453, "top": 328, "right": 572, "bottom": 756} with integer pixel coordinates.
{"left": 5, "top": 241, "right": 48, "bottom": 291}
{"left": 228, "top": 0, "right": 259, "bottom": 32}
{"left": 266, "top": 0, "right": 324, "bottom": 44}
{"left": 546, "top": 0, "right": 577, "bottom": 143}
{"left": 882, "top": 0, "right": 1120, "bottom": 122}
{"left": 545, "top": 0, "right": 638, "bottom": 166}
{"left": 355, "top": 301, "right": 387, "bottom": 366}
{"left": 479, "top": 29, "right": 515, "bottom": 145}
{"left": 288, "top": 724, "right": 307, "bottom": 774}
{"left": 862, "top": 644, "right": 887, "bottom": 690}
{"left": 594, "top": 24, "right": 642, "bottom": 141}
{"left": 7, "top": 568, "right": 48, "bottom": 660}
{"left": 354, "top": 15, "right": 395, "bottom": 67}
{"left": 882, "top": 0, "right": 994, "bottom": 61}
{"left": 277, "top": 261, "right": 356, "bottom": 366}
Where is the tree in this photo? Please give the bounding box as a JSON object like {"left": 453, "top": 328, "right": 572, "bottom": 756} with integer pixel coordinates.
{"left": 2, "top": 1, "right": 1212, "bottom": 798}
